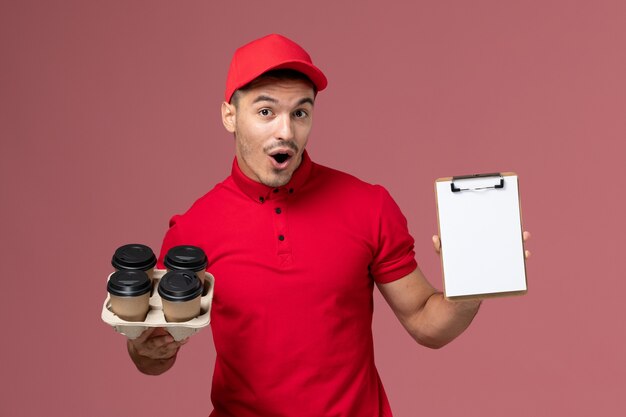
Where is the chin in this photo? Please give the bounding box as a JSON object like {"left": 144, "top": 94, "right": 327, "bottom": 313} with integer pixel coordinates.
{"left": 262, "top": 179, "right": 289, "bottom": 188}
{"left": 263, "top": 172, "right": 292, "bottom": 188}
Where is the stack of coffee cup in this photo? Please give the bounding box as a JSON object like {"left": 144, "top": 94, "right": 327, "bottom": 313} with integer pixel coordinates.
{"left": 160, "top": 245, "right": 208, "bottom": 322}
{"left": 108, "top": 244, "right": 157, "bottom": 322}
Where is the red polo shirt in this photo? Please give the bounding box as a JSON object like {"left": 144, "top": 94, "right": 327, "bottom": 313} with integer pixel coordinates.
{"left": 158, "top": 151, "right": 417, "bottom": 417}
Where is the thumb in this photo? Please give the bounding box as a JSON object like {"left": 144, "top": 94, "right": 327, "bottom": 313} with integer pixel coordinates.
{"left": 432, "top": 235, "right": 441, "bottom": 253}
{"left": 132, "top": 326, "right": 157, "bottom": 344}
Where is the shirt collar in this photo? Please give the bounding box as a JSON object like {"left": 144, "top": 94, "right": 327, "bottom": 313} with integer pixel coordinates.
{"left": 231, "top": 150, "right": 313, "bottom": 203}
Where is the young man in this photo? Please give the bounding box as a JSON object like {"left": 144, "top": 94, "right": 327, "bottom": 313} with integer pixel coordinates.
{"left": 127, "top": 34, "right": 520, "bottom": 417}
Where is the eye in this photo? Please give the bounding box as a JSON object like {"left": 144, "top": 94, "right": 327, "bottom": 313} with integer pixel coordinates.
{"left": 293, "top": 109, "right": 308, "bottom": 119}
{"left": 259, "top": 108, "right": 273, "bottom": 117}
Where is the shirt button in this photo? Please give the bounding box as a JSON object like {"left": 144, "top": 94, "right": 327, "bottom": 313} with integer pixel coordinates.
{"left": 273, "top": 188, "right": 279, "bottom": 193}
{"left": 259, "top": 196, "right": 265, "bottom": 203}
{"left": 275, "top": 207, "right": 282, "bottom": 214}
{"left": 288, "top": 188, "right": 294, "bottom": 194}
{"left": 278, "top": 234, "right": 285, "bottom": 241}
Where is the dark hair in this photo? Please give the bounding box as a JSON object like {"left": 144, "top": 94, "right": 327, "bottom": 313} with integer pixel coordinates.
{"left": 230, "top": 69, "right": 316, "bottom": 106}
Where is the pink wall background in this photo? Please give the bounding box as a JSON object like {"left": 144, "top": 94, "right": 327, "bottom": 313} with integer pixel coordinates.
{"left": 1, "top": 1, "right": 625, "bottom": 416}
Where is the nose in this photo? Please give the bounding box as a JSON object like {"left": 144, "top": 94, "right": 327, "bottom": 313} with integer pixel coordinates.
{"left": 275, "top": 113, "right": 294, "bottom": 141}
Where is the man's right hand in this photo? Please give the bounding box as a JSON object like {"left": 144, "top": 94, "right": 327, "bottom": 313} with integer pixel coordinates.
{"left": 127, "top": 327, "right": 187, "bottom": 375}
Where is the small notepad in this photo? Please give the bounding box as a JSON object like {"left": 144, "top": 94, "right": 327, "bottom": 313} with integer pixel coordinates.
{"left": 435, "top": 173, "right": 527, "bottom": 299}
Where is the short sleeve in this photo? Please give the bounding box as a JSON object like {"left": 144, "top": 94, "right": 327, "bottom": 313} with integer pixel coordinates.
{"left": 156, "top": 214, "right": 185, "bottom": 269}
{"left": 369, "top": 186, "right": 418, "bottom": 284}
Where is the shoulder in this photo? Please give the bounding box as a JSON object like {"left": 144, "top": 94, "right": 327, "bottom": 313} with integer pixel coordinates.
{"left": 190, "top": 176, "right": 236, "bottom": 206}
{"left": 308, "top": 161, "right": 392, "bottom": 202}
{"left": 309, "top": 161, "right": 381, "bottom": 191}
{"left": 167, "top": 175, "right": 235, "bottom": 228}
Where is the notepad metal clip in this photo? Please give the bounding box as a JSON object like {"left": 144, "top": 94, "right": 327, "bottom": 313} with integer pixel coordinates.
{"left": 451, "top": 173, "right": 504, "bottom": 193}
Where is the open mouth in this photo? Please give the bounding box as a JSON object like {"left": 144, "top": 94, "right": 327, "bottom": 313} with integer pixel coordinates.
{"left": 271, "top": 153, "right": 290, "bottom": 164}
{"left": 268, "top": 149, "right": 295, "bottom": 168}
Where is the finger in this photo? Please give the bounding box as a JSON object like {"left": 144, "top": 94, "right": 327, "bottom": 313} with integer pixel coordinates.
{"left": 155, "top": 343, "right": 180, "bottom": 359}
{"left": 525, "top": 249, "right": 531, "bottom": 259}
{"left": 523, "top": 231, "right": 531, "bottom": 241}
{"left": 132, "top": 326, "right": 157, "bottom": 344}
{"left": 432, "top": 235, "right": 441, "bottom": 253}
{"left": 147, "top": 333, "right": 175, "bottom": 348}
{"left": 131, "top": 327, "right": 172, "bottom": 349}
{"left": 136, "top": 334, "right": 178, "bottom": 359}
{"left": 139, "top": 343, "right": 179, "bottom": 360}
{"left": 151, "top": 327, "right": 171, "bottom": 337}
{"left": 133, "top": 329, "right": 173, "bottom": 351}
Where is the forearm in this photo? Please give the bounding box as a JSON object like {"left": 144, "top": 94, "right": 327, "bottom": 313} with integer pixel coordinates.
{"left": 406, "top": 292, "right": 481, "bottom": 349}
{"left": 127, "top": 339, "right": 178, "bottom": 375}
{"left": 378, "top": 268, "right": 482, "bottom": 349}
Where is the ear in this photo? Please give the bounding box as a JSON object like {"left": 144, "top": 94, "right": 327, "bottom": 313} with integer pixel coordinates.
{"left": 221, "top": 101, "right": 236, "bottom": 133}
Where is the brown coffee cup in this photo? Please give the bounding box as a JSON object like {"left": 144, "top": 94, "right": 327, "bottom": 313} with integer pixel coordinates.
{"left": 111, "top": 243, "right": 157, "bottom": 281}
{"left": 107, "top": 270, "right": 152, "bottom": 322}
{"left": 158, "top": 270, "right": 203, "bottom": 322}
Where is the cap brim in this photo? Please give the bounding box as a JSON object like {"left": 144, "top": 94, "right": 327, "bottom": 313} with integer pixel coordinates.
{"left": 228, "top": 60, "right": 328, "bottom": 102}
{"left": 271, "top": 60, "right": 328, "bottom": 92}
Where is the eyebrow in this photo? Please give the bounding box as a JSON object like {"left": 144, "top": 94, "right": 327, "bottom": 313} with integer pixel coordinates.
{"left": 297, "top": 97, "right": 315, "bottom": 107}
{"left": 251, "top": 95, "right": 315, "bottom": 107}
{"left": 252, "top": 95, "right": 278, "bottom": 104}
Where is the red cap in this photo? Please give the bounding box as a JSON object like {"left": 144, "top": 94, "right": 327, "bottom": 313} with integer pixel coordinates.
{"left": 224, "top": 34, "right": 328, "bottom": 102}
